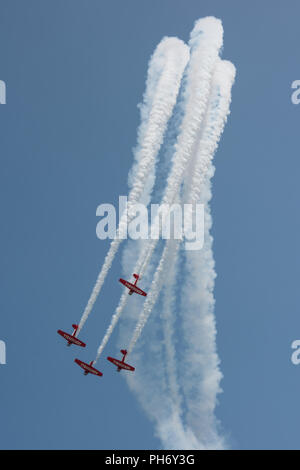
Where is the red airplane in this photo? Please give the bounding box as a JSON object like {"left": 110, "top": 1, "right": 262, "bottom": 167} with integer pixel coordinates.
{"left": 107, "top": 349, "right": 135, "bottom": 372}
{"left": 74, "top": 358, "right": 103, "bottom": 377}
{"left": 119, "top": 273, "right": 147, "bottom": 297}
{"left": 57, "top": 324, "right": 86, "bottom": 348}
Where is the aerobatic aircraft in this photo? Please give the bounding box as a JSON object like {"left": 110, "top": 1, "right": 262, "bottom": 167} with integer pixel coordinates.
{"left": 107, "top": 349, "right": 135, "bottom": 372}
{"left": 74, "top": 358, "right": 103, "bottom": 377}
{"left": 119, "top": 273, "right": 147, "bottom": 297}
{"left": 57, "top": 324, "right": 86, "bottom": 348}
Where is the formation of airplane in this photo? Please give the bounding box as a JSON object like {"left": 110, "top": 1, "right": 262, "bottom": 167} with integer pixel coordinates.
{"left": 57, "top": 274, "right": 146, "bottom": 378}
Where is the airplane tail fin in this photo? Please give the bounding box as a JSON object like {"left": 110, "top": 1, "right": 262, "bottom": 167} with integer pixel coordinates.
{"left": 133, "top": 274, "right": 139, "bottom": 280}
{"left": 121, "top": 349, "right": 127, "bottom": 356}
{"left": 72, "top": 324, "right": 78, "bottom": 330}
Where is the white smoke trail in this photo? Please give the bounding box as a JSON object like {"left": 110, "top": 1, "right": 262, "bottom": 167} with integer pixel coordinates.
{"left": 128, "top": 16, "right": 224, "bottom": 352}
{"left": 128, "top": 239, "right": 172, "bottom": 354}
{"left": 147, "top": 57, "right": 236, "bottom": 448}
{"left": 183, "top": 58, "right": 236, "bottom": 211}
{"left": 94, "top": 290, "right": 128, "bottom": 363}
{"left": 76, "top": 38, "right": 189, "bottom": 335}
{"left": 121, "top": 44, "right": 235, "bottom": 451}
{"left": 137, "top": 17, "right": 224, "bottom": 279}
{"left": 178, "top": 58, "right": 236, "bottom": 449}
{"left": 159, "top": 237, "right": 182, "bottom": 413}
{"left": 92, "top": 17, "right": 225, "bottom": 357}
{"left": 128, "top": 38, "right": 189, "bottom": 208}
{"left": 135, "top": 57, "right": 236, "bottom": 448}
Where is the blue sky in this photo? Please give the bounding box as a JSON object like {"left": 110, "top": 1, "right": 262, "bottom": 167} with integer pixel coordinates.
{"left": 0, "top": 0, "right": 300, "bottom": 449}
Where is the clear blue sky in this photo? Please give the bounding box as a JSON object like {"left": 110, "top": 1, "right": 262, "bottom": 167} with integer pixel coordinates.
{"left": 0, "top": 0, "right": 300, "bottom": 450}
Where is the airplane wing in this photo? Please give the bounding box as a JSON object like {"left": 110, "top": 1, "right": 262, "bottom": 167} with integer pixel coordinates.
{"left": 119, "top": 279, "right": 131, "bottom": 289}
{"left": 132, "top": 286, "right": 147, "bottom": 297}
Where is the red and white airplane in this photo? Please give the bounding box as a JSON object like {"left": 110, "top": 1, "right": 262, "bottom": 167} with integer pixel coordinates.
{"left": 107, "top": 349, "right": 135, "bottom": 372}
{"left": 119, "top": 273, "right": 147, "bottom": 297}
{"left": 57, "top": 324, "right": 86, "bottom": 348}
{"left": 74, "top": 358, "right": 103, "bottom": 377}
